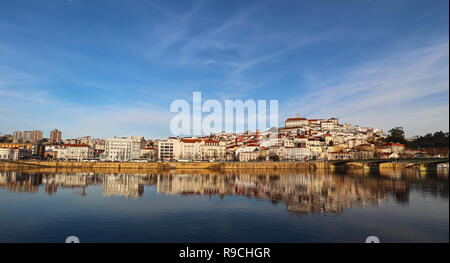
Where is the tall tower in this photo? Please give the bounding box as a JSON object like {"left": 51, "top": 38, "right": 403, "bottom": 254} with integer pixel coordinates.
{"left": 23, "top": 131, "right": 33, "bottom": 143}
{"left": 32, "top": 130, "right": 43, "bottom": 143}
{"left": 13, "top": 131, "right": 23, "bottom": 143}
{"left": 50, "top": 129, "right": 62, "bottom": 144}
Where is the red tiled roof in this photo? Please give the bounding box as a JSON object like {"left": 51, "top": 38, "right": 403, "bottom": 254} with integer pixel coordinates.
{"left": 181, "top": 138, "right": 202, "bottom": 143}
{"left": 204, "top": 140, "right": 219, "bottom": 143}
{"left": 286, "top": 118, "right": 307, "bottom": 121}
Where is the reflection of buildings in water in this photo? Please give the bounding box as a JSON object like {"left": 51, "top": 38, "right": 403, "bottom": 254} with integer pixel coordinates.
{"left": 157, "top": 174, "right": 233, "bottom": 197}
{"left": 155, "top": 172, "right": 402, "bottom": 216}
{"left": 42, "top": 173, "right": 102, "bottom": 196}
{"left": 0, "top": 171, "right": 103, "bottom": 196}
{"left": 0, "top": 169, "right": 448, "bottom": 216}
{"left": 0, "top": 170, "right": 156, "bottom": 199}
{"left": 102, "top": 174, "right": 144, "bottom": 199}
{"left": 0, "top": 171, "right": 41, "bottom": 193}
{"left": 0, "top": 172, "right": 6, "bottom": 187}
{"left": 437, "top": 168, "right": 449, "bottom": 178}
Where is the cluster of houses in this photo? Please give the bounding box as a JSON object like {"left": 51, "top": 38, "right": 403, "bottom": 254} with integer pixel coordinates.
{"left": 1, "top": 114, "right": 426, "bottom": 162}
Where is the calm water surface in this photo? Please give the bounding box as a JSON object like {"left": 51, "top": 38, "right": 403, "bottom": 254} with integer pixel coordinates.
{"left": 0, "top": 168, "right": 448, "bottom": 243}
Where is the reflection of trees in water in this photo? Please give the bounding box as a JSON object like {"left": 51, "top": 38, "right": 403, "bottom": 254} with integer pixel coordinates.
{"left": 380, "top": 168, "right": 449, "bottom": 200}
{"left": 0, "top": 168, "right": 448, "bottom": 215}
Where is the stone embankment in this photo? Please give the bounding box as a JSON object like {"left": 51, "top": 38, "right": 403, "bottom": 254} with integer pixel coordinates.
{"left": 0, "top": 160, "right": 326, "bottom": 170}
{"left": 0, "top": 160, "right": 435, "bottom": 171}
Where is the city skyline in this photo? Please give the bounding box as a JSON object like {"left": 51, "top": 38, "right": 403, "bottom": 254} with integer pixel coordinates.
{"left": 0, "top": 113, "right": 446, "bottom": 141}
{"left": 0, "top": 0, "right": 448, "bottom": 247}
{"left": 0, "top": 0, "right": 449, "bottom": 139}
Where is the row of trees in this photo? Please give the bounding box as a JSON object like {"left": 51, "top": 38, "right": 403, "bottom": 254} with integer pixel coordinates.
{"left": 386, "top": 127, "right": 449, "bottom": 149}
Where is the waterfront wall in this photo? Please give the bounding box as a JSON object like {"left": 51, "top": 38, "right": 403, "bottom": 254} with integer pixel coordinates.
{"left": 343, "top": 162, "right": 414, "bottom": 169}
{"left": 0, "top": 161, "right": 325, "bottom": 170}
{"left": 0, "top": 160, "right": 445, "bottom": 171}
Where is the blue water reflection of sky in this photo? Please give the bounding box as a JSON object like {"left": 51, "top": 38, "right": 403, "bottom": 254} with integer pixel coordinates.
{"left": 0, "top": 174, "right": 448, "bottom": 243}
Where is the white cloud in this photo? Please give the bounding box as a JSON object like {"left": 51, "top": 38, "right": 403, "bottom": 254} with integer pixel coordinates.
{"left": 0, "top": 82, "right": 172, "bottom": 139}
{"left": 283, "top": 37, "right": 449, "bottom": 136}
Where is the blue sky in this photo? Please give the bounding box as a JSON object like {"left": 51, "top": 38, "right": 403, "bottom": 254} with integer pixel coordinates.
{"left": 0, "top": 0, "right": 448, "bottom": 139}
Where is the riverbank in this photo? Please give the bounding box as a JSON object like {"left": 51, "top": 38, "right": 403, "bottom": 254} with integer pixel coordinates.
{"left": 0, "top": 160, "right": 319, "bottom": 170}
{"left": 0, "top": 160, "right": 439, "bottom": 170}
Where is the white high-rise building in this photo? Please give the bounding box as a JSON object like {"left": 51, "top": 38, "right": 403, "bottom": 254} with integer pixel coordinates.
{"left": 105, "top": 136, "right": 146, "bottom": 161}
{"left": 13, "top": 131, "right": 23, "bottom": 143}
{"left": 12, "top": 130, "right": 43, "bottom": 143}
{"left": 157, "top": 138, "right": 181, "bottom": 161}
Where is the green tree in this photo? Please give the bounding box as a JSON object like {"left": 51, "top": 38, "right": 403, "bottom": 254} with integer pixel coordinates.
{"left": 387, "top": 127, "right": 406, "bottom": 144}
{"left": 406, "top": 131, "right": 449, "bottom": 149}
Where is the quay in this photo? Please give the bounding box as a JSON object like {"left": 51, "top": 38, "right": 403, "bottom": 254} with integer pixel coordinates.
{"left": 0, "top": 158, "right": 448, "bottom": 171}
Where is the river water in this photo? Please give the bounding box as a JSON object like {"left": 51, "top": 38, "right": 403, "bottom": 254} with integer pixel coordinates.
{"left": 0, "top": 168, "right": 448, "bottom": 243}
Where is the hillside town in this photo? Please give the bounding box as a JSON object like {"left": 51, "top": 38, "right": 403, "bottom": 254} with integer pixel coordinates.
{"left": 0, "top": 115, "right": 445, "bottom": 162}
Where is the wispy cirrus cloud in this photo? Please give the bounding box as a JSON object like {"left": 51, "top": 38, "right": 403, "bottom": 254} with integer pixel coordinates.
{"left": 0, "top": 0, "right": 448, "bottom": 139}
{"left": 0, "top": 85, "right": 173, "bottom": 139}
{"left": 283, "top": 36, "right": 449, "bottom": 136}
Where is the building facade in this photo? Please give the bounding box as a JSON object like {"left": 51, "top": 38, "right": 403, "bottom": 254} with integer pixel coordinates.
{"left": 105, "top": 136, "right": 146, "bottom": 161}
{"left": 50, "top": 129, "right": 62, "bottom": 144}
{"left": 285, "top": 147, "right": 311, "bottom": 160}
{"left": 285, "top": 116, "right": 308, "bottom": 128}
{"left": 201, "top": 140, "right": 226, "bottom": 161}
{"left": 0, "top": 148, "right": 19, "bottom": 160}
{"left": 140, "top": 147, "right": 158, "bottom": 161}
{"left": 180, "top": 138, "right": 203, "bottom": 160}
{"left": 12, "top": 130, "right": 43, "bottom": 143}
{"left": 239, "top": 151, "right": 260, "bottom": 162}
{"left": 13, "top": 131, "right": 23, "bottom": 143}
{"left": 157, "top": 138, "right": 181, "bottom": 161}
{"left": 57, "top": 144, "right": 94, "bottom": 161}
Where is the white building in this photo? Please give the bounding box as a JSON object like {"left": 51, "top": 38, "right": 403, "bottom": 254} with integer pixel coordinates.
{"left": 105, "top": 136, "right": 146, "bottom": 161}
{"left": 140, "top": 147, "right": 158, "bottom": 161}
{"left": 180, "top": 138, "right": 203, "bottom": 161}
{"left": 58, "top": 144, "right": 94, "bottom": 161}
{"left": 235, "top": 145, "right": 259, "bottom": 157}
{"left": 308, "top": 146, "right": 323, "bottom": 157}
{"left": 239, "top": 151, "right": 260, "bottom": 162}
{"left": 201, "top": 139, "right": 226, "bottom": 161}
{"left": 277, "top": 146, "right": 286, "bottom": 160}
{"left": 307, "top": 139, "right": 322, "bottom": 147}
{"left": 320, "top": 121, "right": 336, "bottom": 130}
{"left": 157, "top": 138, "right": 181, "bottom": 161}
{"left": 179, "top": 138, "right": 226, "bottom": 161}
{"left": 285, "top": 147, "right": 311, "bottom": 160}
{"left": 0, "top": 148, "right": 19, "bottom": 160}
{"left": 285, "top": 115, "right": 308, "bottom": 128}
